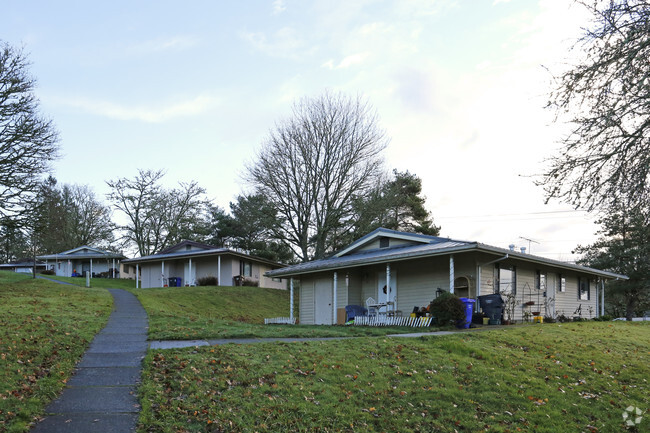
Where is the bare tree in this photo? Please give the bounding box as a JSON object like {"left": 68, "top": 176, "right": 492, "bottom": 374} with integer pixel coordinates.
{"left": 106, "top": 169, "right": 207, "bottom": 256}
{"left": 247, "top": 91, "right": 388, "bottom": 261}
{"left": 0, "top": 42, "right": 59, "bottom": 219}
{"left": 539, "top": 1, "right": 650, "bottom": 211}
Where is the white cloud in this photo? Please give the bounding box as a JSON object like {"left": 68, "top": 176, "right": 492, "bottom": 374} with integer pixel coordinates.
{"left": 241, "top": 27, "right": 308, "bottom": 59}
{"left": 128, "top": 35, "right": 199, "bottom": 53}
{"left": 55, "top": 94, "right": 220, "bottom": 123}
{"left": 272, "top": 0, "right": 286, "bottom": 14}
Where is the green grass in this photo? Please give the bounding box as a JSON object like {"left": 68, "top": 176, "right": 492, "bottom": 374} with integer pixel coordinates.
{"left": 130, "top": 285, "right": 440, "bottom": 340}
{"left": 38, "top": 274, "right": 137, "bottom": 290}
{"left": 0, "top": 271, "right": 113, "bottom": 432}
{"left": 138, "top": 322, "right": 649, "bottom": 433}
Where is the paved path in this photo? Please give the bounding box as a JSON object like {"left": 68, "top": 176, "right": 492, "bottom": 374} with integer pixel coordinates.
{"left": 32, "top": 289, "right": 148, "bottom": 433}
{"left": 149, "top": 330, "right": 466, "bottom": 350}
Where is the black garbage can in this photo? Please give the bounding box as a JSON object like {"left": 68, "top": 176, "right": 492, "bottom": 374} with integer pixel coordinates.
{"left": 478, "top": 294, "right": 505, "bottom": 325}
{"left": 168, "top": 277, "right": 177, "bottom": 287}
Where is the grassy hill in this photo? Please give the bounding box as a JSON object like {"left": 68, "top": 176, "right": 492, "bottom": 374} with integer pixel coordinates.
{"left": 0, "top": 271, "right": 112, "bottom": 432}
{"left": 139, "top": 321, "right": 650, "bottom": 432}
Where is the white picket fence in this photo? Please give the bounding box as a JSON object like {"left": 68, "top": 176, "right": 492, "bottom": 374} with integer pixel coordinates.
{"left": 264, "top": 317, "right": 296, "bottom": 325}
{"left": 353, "top": 315, "right": 433, "bottom": 327}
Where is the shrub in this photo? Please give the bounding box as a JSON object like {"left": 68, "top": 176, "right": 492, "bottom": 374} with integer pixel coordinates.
{"left": 543, "top": 315, "right": 556, "bottom": 323}
{"left": 40, "top": 269, "right": 55, "bottom": 275}
{"left": 556, "top": 314, "right": 572, "bottom": 323}
{"left": 429, "top": 292, "right": 466, "bottom": 326}
{"left": 241, "top": 277, "right": 259, "bottom": 287}
{"left": 197, "top": 276, "right": 218, "bottom": 286}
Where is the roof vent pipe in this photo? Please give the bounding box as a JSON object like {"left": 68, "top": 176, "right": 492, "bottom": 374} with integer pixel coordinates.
{"left": 509, "top": 244, "right": 515, "bottom": 251}
{"left": 520, "top": 247, "right": 526, "bottom": 254}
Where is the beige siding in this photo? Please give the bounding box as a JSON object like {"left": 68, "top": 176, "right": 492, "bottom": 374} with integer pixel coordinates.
{"left": 357, "top": 238, "right": 419, "bottom": 252}
{"left": 300, "top": 278, "right": 315, "bottom": 325}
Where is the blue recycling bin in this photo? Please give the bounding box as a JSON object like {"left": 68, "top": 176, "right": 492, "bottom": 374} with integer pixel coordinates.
{"left": 175, "top": 277, "right": 182, "bottom": 287}
{"left": 457, "top": 297, "right": 476, "bottom": 329}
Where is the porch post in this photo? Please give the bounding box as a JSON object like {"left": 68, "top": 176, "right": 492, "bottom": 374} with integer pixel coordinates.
{"left": 601, "top": 279, "right": 605, "bottom": 317}
{"left": 136, "top": 264, "right": 139, "bottom": 289}
{"left": 189, "top": 258, "right": 192, "bottom": 286}
{"left": 289, "top": 277, "right": 294, "bottom": 322}
{"left": 449, "top": 255, "right": 455, "bottom": 294}
{"left": 112, "top": 258, "right": 116, "bottom": 278}
{"left": 386, "top": 263, "right": 391, "bottom": 313}
{"left": 217, "top": 256, "right": 221, "bottom": 286}
{"left": 161, "top": 261, "right": 165, "bottom": 287}
{"left": 90, "top": 259, "right": 93, "bottom": 279}
{"left": 333, "top": 272, "right": 338, "bottom": 324}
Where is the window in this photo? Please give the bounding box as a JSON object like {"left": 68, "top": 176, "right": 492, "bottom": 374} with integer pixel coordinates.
{"left": 557, "top": 274, "right": 566, "bottom": 293}
{"left": 240, "top": 260, "right": 252, "bottom": 277}
{"left": 379, "top": 238, "right": 389, "bottom": 248}
{"left": 578, "top": 277, "right": 590, "bottom": 300}
{"left": 494, "top": 264, "right": 516, "bottom": 294}
{"left": 535, "top": 270, "right": 547, "bottom": 291}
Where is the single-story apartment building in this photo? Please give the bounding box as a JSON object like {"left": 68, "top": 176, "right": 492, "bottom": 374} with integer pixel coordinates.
{"left": 0, "top": 259, "right": 47, "bottom": 274}
{"left": 122, "top": 240, "right": 286, "bottom": 289}
{"left": 265, "top": 228, "right": 627, "bottom": 325}
{"left": 38, "top": 246, "right": 126, "bottom": 278}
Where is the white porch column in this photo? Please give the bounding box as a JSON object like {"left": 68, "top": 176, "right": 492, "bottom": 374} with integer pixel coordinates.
{"left": 136, "top": 264, "right": 139, "bottom": 289}
{"left": 189, "top": 258, "right": 192, "bottom": 285}
{"left": 601, "top": 280, "right": 605, "bottom": 316}
{"left": 386, "top": 263, "right": 391, "bottom": 313}
{"left": 90, "top": 259, "right": 93, "bottom": 279}
{"left": 161, "top": 261, "right": 165, "bottom": 287}
{"left": 289, "top": 277, "right": 294, "bottom": 322}
{"left": 112, "top": 258, "right": 116, "bottom": 278}
{"left": 217, "top": 256, "right": 221, "bottom": 286}
{"left": 449, "top": 255, "right": 455, "bottom": 294}
{"left": 333, "top": 272, "right": 338, "bottom": 324}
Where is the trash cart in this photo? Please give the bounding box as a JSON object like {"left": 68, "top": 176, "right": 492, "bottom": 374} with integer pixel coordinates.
{"left": 168, "top": 277, "right": 177, "bottom": 287}
{"left": 457, "top": 297, "right": 476, "bottom": 329}
{"left": 478, "top": 294, "right": 505, "bottom": 325}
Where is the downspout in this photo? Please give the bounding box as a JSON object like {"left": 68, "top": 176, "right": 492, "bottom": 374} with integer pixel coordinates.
{"left": 161, "top": 261, "right": 165, "bottom": 287}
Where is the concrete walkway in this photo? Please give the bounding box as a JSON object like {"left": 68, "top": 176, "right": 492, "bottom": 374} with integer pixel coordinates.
{"left": 149, "top": 330, "right": 464, "bottom": 350}
{"left": 32, "top": 289, "right": 148, "bottom": 433}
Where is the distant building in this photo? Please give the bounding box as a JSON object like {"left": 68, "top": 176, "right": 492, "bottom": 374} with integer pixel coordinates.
{"left": 122, "top": 240, "right": 286, "bottom": 289}
{"left": 0, "top": 258, "right": 47, "bottom": 274}
{"left": 38, "top": 246, "right": 126, "bottom": 278}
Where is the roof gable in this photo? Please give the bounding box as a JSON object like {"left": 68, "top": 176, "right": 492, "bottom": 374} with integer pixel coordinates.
{"left": 334, "top": 228, "right": 451, "bottom": 258}
{"left": 159, "top": 240, "right": 218, "bottom": 254}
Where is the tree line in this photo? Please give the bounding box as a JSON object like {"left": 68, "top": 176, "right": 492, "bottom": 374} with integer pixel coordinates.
{"left": 3, "top": 1, "right": 649, "bottom": 320}
{"left": 1, "top": 43, "right": 438, "bottom": 263}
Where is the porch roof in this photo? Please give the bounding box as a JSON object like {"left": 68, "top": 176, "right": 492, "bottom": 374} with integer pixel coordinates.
{"left": 265, "top": 232, "right": 627, "bottom": 280}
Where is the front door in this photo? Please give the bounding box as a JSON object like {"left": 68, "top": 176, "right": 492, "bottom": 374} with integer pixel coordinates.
{"left": 314, "top": 279, "right": 333, "bottom": 325}
{"left": 377, "top": 271, "right": 397, "bottom": 313}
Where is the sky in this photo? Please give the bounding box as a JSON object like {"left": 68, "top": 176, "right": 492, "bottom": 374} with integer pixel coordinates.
{"left": 3, "top": 0, "right": 599, "bottom": 260}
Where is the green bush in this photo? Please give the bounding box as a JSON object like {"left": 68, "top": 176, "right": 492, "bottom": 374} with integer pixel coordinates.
{"left": 40, "top": 269, "right": 55, "bottom": 275}
{"left": 197, "top": 276, "right": 218, "bottom": 286}
{"left": 429, "top": 292, "right": 466, "bottom": 326}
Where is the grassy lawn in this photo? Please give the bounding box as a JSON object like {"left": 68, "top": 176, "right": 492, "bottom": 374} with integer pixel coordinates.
{"left": 38, "top": 274, "right": 137, "bottom": 290}
{"left": 130, "top": 285, "right": 439, "bottom": 340}
{"left": 0, "top": 271, "right": 113, "bottom": 432}
{"left": 138, "top": 322, "right": 649, "bottom": 433}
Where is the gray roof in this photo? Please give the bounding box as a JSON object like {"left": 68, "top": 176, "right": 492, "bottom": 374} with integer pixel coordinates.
{"left": 266, "top": 228, "right": 627, "bottom": 280}
{"left": 38, "top": 246, "right": 126, "bottom": 260}
{"left": 121, "top": 246, "right": 285, "bottom": 269}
